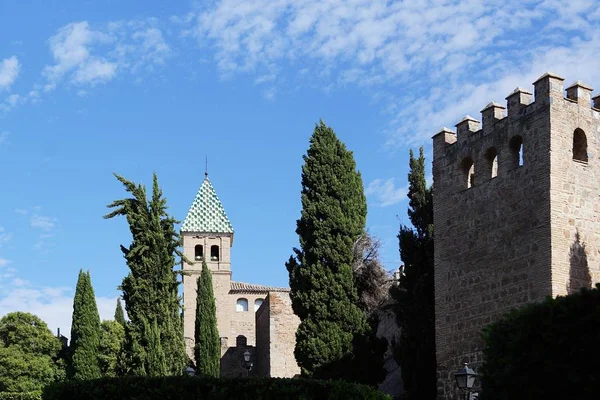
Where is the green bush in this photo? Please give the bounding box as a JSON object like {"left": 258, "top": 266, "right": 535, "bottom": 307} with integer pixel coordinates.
{"left": 43, "top": 376, "right": 390, "bottom": 400}
{"left": 480, "top": 284, "right": 600, "bottom": 399}
{"left": 0, "top": 392, "right": 42, "bottom": 400}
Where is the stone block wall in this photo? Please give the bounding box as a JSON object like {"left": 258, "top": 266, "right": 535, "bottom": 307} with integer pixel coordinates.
{"left": 254, "top": 292, "right": 300, "bottom": 378}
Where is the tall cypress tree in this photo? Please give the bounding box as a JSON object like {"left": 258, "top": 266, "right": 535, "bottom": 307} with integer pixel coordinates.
{"left": 145, "top": 318, "right": 167, "bottom": 377}
{"left": 194, "top": 260, "right": 220, "bottom": 377}
{"left": 105, "top": 173, "right": 186, "bottom": 376}
{"left": 115, "top": 298, "right": 126, "bottom": 327}
{"left": 68, "top": 270, "right": 101, "bottom": 380}
{"left": 390, "top": 147, "right": 436, "bottom": 400}
{"left": 286, "top": 120, "right": 368, "bottom": 377}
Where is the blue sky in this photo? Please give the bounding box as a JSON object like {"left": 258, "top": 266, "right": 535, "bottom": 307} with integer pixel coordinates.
{"left": 1, "top": 0, "right": 599, "bottom": 335}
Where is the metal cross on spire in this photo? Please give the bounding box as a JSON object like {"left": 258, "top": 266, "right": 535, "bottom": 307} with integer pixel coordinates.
{"left": 205, "top": 155, "right": 208, "bottom": 178}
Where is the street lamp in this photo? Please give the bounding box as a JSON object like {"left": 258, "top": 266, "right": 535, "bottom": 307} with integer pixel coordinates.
{"left": 243, "top": 350, "right": 253, "bottom": 376}
{"left": 454, "top": 363, "right": 477, "bottom": 399}
{"left": 184, "top": 366, "right": 195, "bottom": 376}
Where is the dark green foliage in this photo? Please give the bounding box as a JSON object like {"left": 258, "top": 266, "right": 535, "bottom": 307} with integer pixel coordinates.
{"left": 0, "top": 312, "right": 61, "bottom": 393}
{"left": 389, "top": 148, "right": 436, "bottom": 400}
{"left": 480, "top": 284, "right": 600, "bottom": 400}
{"left": 194, "top": 261, "right": 220, "bottom": 377}
{"left": 0, "top": 392, "right": 41, "bottom": 400}
{"left": 114, "top": 299, "right": 126, "bottom": 327}
{"left": 144, "top": 319, "right": 167, "bottom": 377}
{"left": 68, "top": 270, "right": 101, "bottom": 380}
{"left": 43, "top": 376, "right": 391, "bottom": 400}
{"left": 286, "top": 120, "right": 368, "bottom": 377}
{"left": 105, "top": 173, "right": 186, "bottom": 376}
{"left": 98, "top": 320, "right": 125, "bottom": 377}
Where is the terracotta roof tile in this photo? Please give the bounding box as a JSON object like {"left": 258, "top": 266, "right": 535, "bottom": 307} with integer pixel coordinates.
{"left": 230, "top": 281, "right": 290, "bottom": 294}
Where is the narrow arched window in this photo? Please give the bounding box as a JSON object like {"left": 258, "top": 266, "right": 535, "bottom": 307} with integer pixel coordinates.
{"left": 236, "top": 298, "right": 248, "bottom": 312}
{"left": 509, "top": 135, "right": 524, "bottom": 168}
{"left": 486, "top": 147, "right": 498, "bottom": 178}
{"left": 254, "top": 298, "right": 264, "bottom": 312}
{"left": 210, "top": 245, "right": 219, "bottom": 261}
{"left": 194, "top": 245, "right": 203, "bottom": 261}
{"left": 573, "top": 128, "right": 588, "bottom": 162}
{"left": 461, "top": 157, "right": 475, "bottom": 188}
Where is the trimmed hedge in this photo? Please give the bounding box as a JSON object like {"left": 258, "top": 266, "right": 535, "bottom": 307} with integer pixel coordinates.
{"left": 0, "top": 392, "right": 41, "bottom": 400}
{"left": 43, "top": 376, "right": 391, "bottom": 400}
{"left": 480, "top": 284, "right": 600, "bottom": 399}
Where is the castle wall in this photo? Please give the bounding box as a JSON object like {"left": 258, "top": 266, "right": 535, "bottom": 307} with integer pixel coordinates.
{"left": 227, "top": 292, "right": 266, "bottom": 347}
{"left": 254, "top": 292, "right": 300, "bottom": 378}
{"left": 548, "top": 83, "right": 600, "bottom": 296}
{"left": 432, "top": 76, "right": 560, "bottom": 399}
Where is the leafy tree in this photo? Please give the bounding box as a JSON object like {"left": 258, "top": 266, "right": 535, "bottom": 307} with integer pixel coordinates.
{"left": 0, "top": 312, "right": 61, "bottom": 392}
{"left": 114, "top": 299, "right": 126, "bottom": 327}
{"left": 390, "top": 148, "right": 436, "bottom": 400}
{"left": 286, "top": 120, "right": 368, "bottom": 377}
{"left": 352, "top": 231, "right": 390, "bottom": 314}
{"left": 194, "top": 261, "right": 220, "bottom": 377}
{"left": 144, "top": 319, "right": 167, "bottom": 377}
{"left": 105, "top": 173, "right": 186, "bottom": 376}
{"left": 68, "top": 270, "right": 102, "bottom": 380}
{"left": 98, "top": 320, "right": 125, "bottom": 377}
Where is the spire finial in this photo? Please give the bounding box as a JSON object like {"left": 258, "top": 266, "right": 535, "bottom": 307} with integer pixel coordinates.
{"left": 205, "top": 155, "right": 208, "bottom": 178}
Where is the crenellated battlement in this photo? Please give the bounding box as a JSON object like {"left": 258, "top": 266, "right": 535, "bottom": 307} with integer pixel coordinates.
{"left": 432, "top": 71, "right": 600, "bottom": 399}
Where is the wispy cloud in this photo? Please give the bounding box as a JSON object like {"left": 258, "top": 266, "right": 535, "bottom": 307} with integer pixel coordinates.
{"left": 30, "top": 215, "right": 57, "bottom": 232}
{"left": 0, "top": 228, "right": 12, "bottom": 246}
{"left": 0, "top": 56, "right": 20, "bottom": 91}
{"left": 366, "top": 178, "right": 406, "bottom": 207}
{"left": 0, "top": 259, "right": 11, "bottom": 268}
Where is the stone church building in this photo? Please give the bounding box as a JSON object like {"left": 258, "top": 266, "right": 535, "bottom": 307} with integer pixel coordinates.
{"left": 180, "top": 173, "right": 301, "bottom": 378}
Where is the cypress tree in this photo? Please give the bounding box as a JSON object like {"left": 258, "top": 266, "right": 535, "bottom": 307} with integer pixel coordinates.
{"left": 390, "top": 147, "right": 436, "bottom": 400}
{"left": 286, "top": 120, "right": 368, "bottom": 376}
{"left": 145, "top": 318, "right": 167, "bottom": 377}
{"left": 105, "top": 173, "right": 186, "bottom": 376}
{"left": 115, "top": 298, "right": 126, "bottom": 327}
{"left": 194, "top": 260, "right": 220, "bottom": 377}
{"left": 68, "top": 270, "right": 101, "bottom": 380}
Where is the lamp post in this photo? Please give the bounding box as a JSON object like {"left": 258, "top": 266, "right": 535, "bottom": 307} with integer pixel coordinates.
{"left": 454, "top": 363, "right": 477, "bottom": 400}
{"left": 243, "top": 350, "right": 253, "bottom": 377}
{"left": 184, "top": 366, "right": 195, "bottom": 376}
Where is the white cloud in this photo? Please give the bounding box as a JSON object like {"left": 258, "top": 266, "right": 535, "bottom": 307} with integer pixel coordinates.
{"left": 0, "top": 285, "right": 117, "bottom": 339}
{"left": 0, "top": 227, "right": 12, "bottom": 246}
{"left": 366, "top": 178, "right": 406, "bottom": 207}
{"left": 0, "top": 259, "right": 11, "bottom": 267}
{"left": 0, "top": 56, "right": 20, "bottom": 90}
{"left": 30, "top": 214, "right": 57, "bottom": 231}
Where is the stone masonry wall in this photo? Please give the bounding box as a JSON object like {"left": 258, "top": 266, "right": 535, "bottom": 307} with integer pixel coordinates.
{"left": 433, "top": 73, "right": 600, "bottom": 399}
{"left": 228, "top": 292, "right": 267, "bottom": 347}
{"left": 254, "top": 292, "right": 300, "bottom": 378}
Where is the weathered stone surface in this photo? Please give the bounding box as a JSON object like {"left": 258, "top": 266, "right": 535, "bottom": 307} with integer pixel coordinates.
{"left": 432, "top": 72, "right": 600, "bottom": 399}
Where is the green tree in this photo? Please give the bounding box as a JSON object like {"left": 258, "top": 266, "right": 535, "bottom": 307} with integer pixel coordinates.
{"left": 390, "top": 148, "right": 436, "bottom": 400}
{"left": 0, "top": 312, "right": 61, "bottom": 392}
{"left": 286, "top": 120, "right": 368, "bottom": 377}
{"left": 144, "top": 319, "right": 167, "bottom": 377}
{"left": 114, "top": 298, "right": 126, "bottom": 327}
{"left": 194, "top": 261, "right": 220, "bottom": 377}
{"left": 68, "top": 270, "right": 102, "bottom": 380}
{"left": 105, "top": 173, "right": 186, "bottom": 376}
{"left": 98, "top": 320, "right": 125, "bottom": 377}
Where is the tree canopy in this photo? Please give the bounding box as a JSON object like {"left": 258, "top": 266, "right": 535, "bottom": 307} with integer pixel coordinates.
{"left": 194, "top": 260, "right": 220, "bottom": 377}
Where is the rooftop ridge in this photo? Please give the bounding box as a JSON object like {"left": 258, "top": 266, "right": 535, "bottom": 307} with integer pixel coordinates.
{"left": 181, "top": 177, "right": 234, "bottom": 234}
{"left": 230, "top": 281, "right": 290, "bottom": 293}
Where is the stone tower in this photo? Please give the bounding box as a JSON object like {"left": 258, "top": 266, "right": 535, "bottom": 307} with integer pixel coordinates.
{"left": 432, "top": 72, "right": 600, "bottom": 399}
{"left": 181, "top": 173, "right": 234, "bottom": 359}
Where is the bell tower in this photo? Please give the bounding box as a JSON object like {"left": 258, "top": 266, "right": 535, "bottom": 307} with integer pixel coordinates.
{"left": 181, "top": 173, "right": 234, "bottom": 359}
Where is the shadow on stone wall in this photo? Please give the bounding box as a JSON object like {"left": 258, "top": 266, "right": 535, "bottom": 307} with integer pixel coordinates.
{"left": 568, "top": 230, "right": 591, "bottom": 294}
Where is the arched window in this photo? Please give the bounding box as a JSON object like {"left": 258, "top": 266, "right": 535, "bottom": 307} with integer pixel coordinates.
{"left": 573, "top": 128, "right": 588, "bottom": 162}
{"left": 254, "top": 298, "right": 264, "bottom": 312}
{"left": 194, "top": 245, "right": 203, "bottom": 261}
{"left": 210, "top": 245, "right": 219, "bottom": 261}
{"left": 486, "top": 147, "right": 498, "bottom": 178}
{"left": 509, "top": 135, "right": 524, "bottom": 168}
{"left": 236, "top": 335, "right": 247, "bottom": 347}
{"left": 236, "top": 298, "right": 248, "bottom": 312}
{"left": 461, "top": 157, "right": 475, "bottom": 188}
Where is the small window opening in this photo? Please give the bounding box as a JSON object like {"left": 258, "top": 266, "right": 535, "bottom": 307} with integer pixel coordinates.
{"left": 236, "top": 298, "right": 248, "bottom": 312}
{"left": 486, "top": 148, "right": 498, "bottom": 178}
{"left": 194, "top": 245, "right": 203, "bottom": 261}
{"left": 460, "top": 157, "right": 475, "bottom": 188}
{"left": 509, "top": 136, "right": 524, "bottom": 168}
{"left": 210, "top": 245, "right": 219, "bottom": 261}
{"left": 573, "top": 128, "right": 588, "bottom": 162}
{"left": 236, "top": 335, "right": 247, "bottom": 347}
{"left": 254, "top": 298, "right": 264, "bottom": 312}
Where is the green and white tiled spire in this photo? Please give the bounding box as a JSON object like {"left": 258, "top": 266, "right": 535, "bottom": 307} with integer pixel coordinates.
{"left": 181, "top": 175, "right": 234, "bottom": 234}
